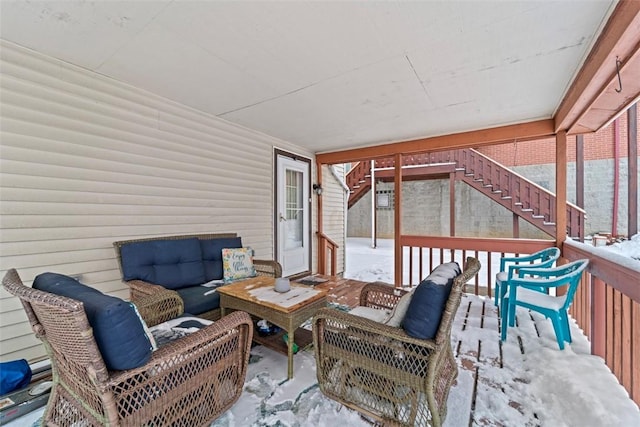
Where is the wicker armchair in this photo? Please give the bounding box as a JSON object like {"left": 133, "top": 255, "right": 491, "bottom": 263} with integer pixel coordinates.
{"left": 113, "top": 233, "right": 282, "bottom": 321}
{"left": 3, "top": 269, "right": 253, "bottom": 427}
{"left": 313, "top": 257, "right": 481, "bottom": 427}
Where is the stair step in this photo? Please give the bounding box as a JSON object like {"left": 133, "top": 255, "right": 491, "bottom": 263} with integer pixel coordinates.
{"left": 465, "top": 173, "right": 475, "bottom": 177}
{"left": 543, "top": 221, "right": 556, "bottom": 226}
{"left": 483, "top": 184, "right": 493, "bottom": 188}
{"left": 455, "top": 167, "right": 466, "bottom": 171}
{"left": 492, "top": 190, "right": 502, "bottom": 194}
{"left": 531, "top": 215, "right": 545, "bottom": 219}
{"left": 353, "top": 185, "right": 361, "bottom": 189}
{"left": 474, "top": 178, "right": 484, "bottom": 182}
{"left": 521, "top": 208, "right": 534, "bottom": 212}
{"left": 514, "top": 202, "right": 523, "bottom": 206}
{"left": 501, "top": 196, "right": 512, "bottom": 200}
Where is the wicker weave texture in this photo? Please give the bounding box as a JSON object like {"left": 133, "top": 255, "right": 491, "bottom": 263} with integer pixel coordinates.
{"left": 313, "top": 257, "right": 481, "bottom": 427}
{"left": 113, "top": 233, "right": 283, "bottom": 321}
{"left": 3, "top": 269, "right": 253, "bottom": 427}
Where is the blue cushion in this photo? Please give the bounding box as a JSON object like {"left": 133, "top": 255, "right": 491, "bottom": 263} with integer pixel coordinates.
{"left": 120, "top": 238, "right": 206, "bottom": 290}
{"left": 402, "top": 262, "right": 461, "bottom": 339}
{"left": 177, "top": 285, "right": 222, "bottom": 315}
{"left": 33, "top": 273, "right": 153, "bottom": 371}
{"left": 200, "top": 237, "right": 242, "bottom": 281}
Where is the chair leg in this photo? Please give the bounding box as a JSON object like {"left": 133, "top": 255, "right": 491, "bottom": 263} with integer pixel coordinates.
{"left": 508, "top": 297, "right": 517, "bottom": 327}
{"left": 549, "top": 315, "right": 565, "bottom": 350}
{"left": 500, "top": 297, "right": 509, "bottom": 341}
{"left": 494, "top": 281, "right": 501, "bottom": 306}
{"left": 560, "top": 311, "right": 572, "bottom": 343}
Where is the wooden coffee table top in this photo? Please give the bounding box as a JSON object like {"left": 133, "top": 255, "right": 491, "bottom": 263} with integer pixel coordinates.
{"left": 217, "top": 276, "right": 327, "bottom": 314}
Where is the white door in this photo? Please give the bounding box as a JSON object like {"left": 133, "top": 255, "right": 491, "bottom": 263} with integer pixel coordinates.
{"left": 276, "top": 154, "right": 310, "bottom": 277}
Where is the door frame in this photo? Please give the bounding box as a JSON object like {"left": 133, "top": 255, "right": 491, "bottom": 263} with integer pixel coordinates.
{"left": 274, "top": 148, "right": 313, "bottom": 277}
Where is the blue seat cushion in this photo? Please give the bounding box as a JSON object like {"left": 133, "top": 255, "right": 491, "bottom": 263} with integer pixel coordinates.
{"left": 176, "top": 285, "right": 223, "bottom": 316}
{"left": 200, "top": 237, "right": 242, "bottom": 281}
{"left": 120, "top": 238, "right": 206, "bottom": 290}
{"left": 33, "top": 272, "right": 153, "bottom": 371}
{"left": 402, "top": 262, "right": 461, "bottom": 340}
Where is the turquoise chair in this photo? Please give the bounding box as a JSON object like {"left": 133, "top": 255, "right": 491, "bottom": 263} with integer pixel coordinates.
{"left": 494, "top": 247, "right": 561, "bottom": 307}
{"left": 500, "top": 259, "right": 589, "bottom": 350}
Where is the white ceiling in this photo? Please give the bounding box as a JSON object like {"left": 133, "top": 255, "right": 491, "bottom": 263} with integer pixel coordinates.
{"left": 0, "top": 1, "right": 617, "bottom": 153}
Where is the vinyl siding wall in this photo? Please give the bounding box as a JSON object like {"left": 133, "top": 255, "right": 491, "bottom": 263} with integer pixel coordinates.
{"left": 0, "top": 40, "right": 316, "bottom": 362}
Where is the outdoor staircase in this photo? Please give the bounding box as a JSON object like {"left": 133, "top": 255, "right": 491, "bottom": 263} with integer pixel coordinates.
{"left": 345, "top": 148, "right": 586, "bottom": 240}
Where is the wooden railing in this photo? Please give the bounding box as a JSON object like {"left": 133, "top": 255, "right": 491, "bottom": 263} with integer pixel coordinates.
{"left": 564, "top": 239, "right": 640, "bottom": 406}
{"left": 317, "top": 232, "right": 339, "bottom": 276}
{"left": 399, "top": 235, "right": 555, "bottom": 294}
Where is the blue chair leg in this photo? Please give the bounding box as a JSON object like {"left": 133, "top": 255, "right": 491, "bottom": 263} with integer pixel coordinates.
{"left": 560, "top": 311, "right": 572, "bottom": 343}
{"left": 501, "top": 298, "right": 509, "bottom": 342}
{"left": 494, "top": 280, "right": 502, "bottom": 306}
{"left": 508, "top": 297, "right": 517, "bottom": 327}
{"left": 500, "top": 297, "right": 509, "bottom": 341}
{"left": 550, "top": 315, "right": 565, "bottom": 350}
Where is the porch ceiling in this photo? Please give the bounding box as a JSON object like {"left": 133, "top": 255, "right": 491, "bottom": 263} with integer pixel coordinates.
{"left": 0, "top": 1, "right": 634, "bottom": 154}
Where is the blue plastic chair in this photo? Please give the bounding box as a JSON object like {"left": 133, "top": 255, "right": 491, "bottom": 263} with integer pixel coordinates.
{"left": 500, "top": 259, "right": 589, "bottom": 350}
{"left": 494, "top": 247, "right": 561, "bottom": 307}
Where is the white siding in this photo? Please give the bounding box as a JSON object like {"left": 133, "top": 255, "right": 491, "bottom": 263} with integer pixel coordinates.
{"left": 322, "top": 165, "right": 347, "bottom": 274}
{"left": 0, "top": 40, "right": 315, "bottom": 362}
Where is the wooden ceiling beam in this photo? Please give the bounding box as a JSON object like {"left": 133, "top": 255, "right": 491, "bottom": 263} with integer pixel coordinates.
{"left": 316, "top": 119, "right": 554, "bottom": 165}
{"left": 554, "top": 0, "right": 640, "bottom": 134}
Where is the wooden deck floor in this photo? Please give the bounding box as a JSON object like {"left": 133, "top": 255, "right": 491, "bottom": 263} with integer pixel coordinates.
{"left": 315, "top": 278, "right": 636, "bottom": 427}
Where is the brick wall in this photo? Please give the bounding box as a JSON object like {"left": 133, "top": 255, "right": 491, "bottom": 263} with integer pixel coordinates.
{"left": 478, "top": 107, "right": 637, "bottom": 165}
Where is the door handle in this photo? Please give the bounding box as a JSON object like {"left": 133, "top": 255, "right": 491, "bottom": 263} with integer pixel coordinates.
{"left": 279, "top": 213, "right": 287, "bottom": 222}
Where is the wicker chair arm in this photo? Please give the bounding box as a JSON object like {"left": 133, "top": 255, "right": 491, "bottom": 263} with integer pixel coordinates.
{"left": 133, "top": 291, "right": 184, "bottom": 327}
{"left": 254, "top": 259, "right": 282, "bottom": 278}
{"left": 313, "top": 306, "right": 437, "bottom": 350}
{"left": 359, "top": 281, "right": 409, "bottom": 310}
{"left": 127, "top": 279, "right": 170, "bottom": 298}
{"left": 109, "top": 311, "right": 253, "bottom": 384}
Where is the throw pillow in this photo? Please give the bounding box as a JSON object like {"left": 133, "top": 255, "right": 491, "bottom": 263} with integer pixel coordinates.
{"left": 222, "top": 247, "right": 257, "bottom": 283}
{"left": 385, "top": 290, "right": 414, "bottom": 327}
{"left": 402, "top": 262, "right": 461, "bottom": 339}
{"left": 33, "top": 272, "right": 154, "bottom": 371}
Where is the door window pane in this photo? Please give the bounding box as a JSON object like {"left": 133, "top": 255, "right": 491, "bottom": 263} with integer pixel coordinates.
{"left": 285, "top": 169, "right": 303, "bottom": 249}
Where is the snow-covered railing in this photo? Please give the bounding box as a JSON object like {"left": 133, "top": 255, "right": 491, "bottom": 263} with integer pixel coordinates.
{"left": 563, "top": 238, "right": 640, "bottom": 407}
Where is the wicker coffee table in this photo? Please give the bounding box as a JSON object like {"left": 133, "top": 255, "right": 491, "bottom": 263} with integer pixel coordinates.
{"left": 217, "top": 276, "right": 327, "bottom": 379}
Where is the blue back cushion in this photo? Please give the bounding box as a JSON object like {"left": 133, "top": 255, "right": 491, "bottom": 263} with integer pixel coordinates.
{"left": 402, "top": 262, "right": 461, "bottom": 340}
{"left": 33, "top": 273, "right": 153, "bottom": 371}
{"left": 200, "top": 237, "right": 242, "bottom": 281}
{"left": 120, "top": 238, "right": 206, "bottom": 290}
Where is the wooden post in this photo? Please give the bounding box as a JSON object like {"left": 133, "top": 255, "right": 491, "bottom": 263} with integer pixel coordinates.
{"left": 449, "top": 172, "right": 455, "bottom": 236}
{"left": 556, "top": 131, "right": 568, "bottom": 248}
{"left": 316, "top": 160, "right": 324, "bottom": 274}
{"left": 512, "top": 213, "right": 520, "bottom": 238}
{"left": 394, "top": 153, "right": 403, "bottom": 287}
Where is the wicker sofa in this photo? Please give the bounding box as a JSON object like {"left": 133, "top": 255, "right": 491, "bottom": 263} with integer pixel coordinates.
{"left": 313, "top": 257, "right": 481, "bottom": 427}
{"left": 114, "top": 233, "right": 282, "bottom": 321}
{"left": 2, "top": 268, "right": 253, "bottom": 427}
